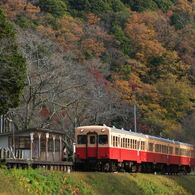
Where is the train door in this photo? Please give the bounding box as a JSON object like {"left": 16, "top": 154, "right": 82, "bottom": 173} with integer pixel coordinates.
{"left": 137, "top": 140, "right": 141, "bottom": 163}
{"left": 119, "top": 137, "right": 122, "bottom": 162}
{"left": 86, "top": 133, "right": 98, "bottom": 159}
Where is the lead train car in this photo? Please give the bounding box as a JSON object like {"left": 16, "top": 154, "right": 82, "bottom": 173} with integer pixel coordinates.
{"left": 75, "top": 125, "right": 195, "bottom": 173}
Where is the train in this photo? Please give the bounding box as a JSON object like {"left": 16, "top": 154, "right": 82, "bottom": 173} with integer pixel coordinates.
{"left": 74, "top": 125, "right": 195, "bottom": 174}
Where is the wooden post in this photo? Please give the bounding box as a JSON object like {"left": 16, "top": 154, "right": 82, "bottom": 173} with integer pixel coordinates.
{"left": 30, "top": 133, "right": 34, "bottom": 160}
{"left": 53, "top": 135, "right": 56, "bottom": 161}
{"left": 46, "top": 133, "right": 49, "bottom": 161}
{"left": 59, "top": 136, "right": 62, "bottom": 161}
{"left": 0, "top": 115, "right": 3, "bottom": 133}
{"left": 38, "top": 133, "right": 41, "bottom": 159}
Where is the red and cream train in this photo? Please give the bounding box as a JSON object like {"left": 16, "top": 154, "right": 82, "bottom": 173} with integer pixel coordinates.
{"left": 75, "top": 125, "right": 195, "bottom": 173}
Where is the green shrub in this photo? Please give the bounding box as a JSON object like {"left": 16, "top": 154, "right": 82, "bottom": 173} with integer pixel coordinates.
{"left": 171, "top": 11, "right": 192, "bottom": 29}
{"left": 153, "top": 0, "right": 174, "bottom": 12}
{"left": 15, "top": 15, "right": 37, "bottom": 29}
{"left": 68, "top": 0, "right": 126, "bottom": 15}
{"left": 122, "top": 0, "right": 174, "bottom": 12}
{"left": 38, "top": 0, "right": 67, "bottom": 17}
{"left": 0, "top": 9, "right": 15, "bottom": 38}
{"left": 122, "top": 0, "right": 158, "bottom": 12}
{"left": 112, "top": 25, "right": 132, "bottom": 55}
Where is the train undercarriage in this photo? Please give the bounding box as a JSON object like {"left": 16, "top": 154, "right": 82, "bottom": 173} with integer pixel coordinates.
{"left": 75, "top": 159, "right": 192, "bottom": 174}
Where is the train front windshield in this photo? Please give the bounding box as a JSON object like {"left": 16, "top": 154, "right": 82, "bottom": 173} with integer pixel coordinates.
{"left": 77, "top": 134, "right": 108, "bottom": 145}
{"left": 77, "top": 135, "right": 87, "bottom": 144}
{"left": 99, "top": 135, "right": 108, "bottom": 144}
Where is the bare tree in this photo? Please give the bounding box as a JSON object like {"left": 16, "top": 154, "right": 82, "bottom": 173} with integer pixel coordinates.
{"left": 8, "top": 29, "right": 132, "bottom": 148}
{"left": 9, "top": 29, "right": 85, "bottom": 131}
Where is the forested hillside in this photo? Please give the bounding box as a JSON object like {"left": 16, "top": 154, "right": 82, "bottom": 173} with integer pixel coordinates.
{"left": 0, "top": 0, "right": 194, "bottom": 144}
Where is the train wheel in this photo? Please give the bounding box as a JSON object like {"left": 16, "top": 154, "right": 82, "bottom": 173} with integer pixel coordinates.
{"left": 109, "top": 162, "right": 117, "bottom": 172}
{"left": 103, "top": 162, "right": 110, "bottom": 172}
{"left": 131, "top": 165, "right": 137, "bottom": 173}
{"left": 95, "top": 161, "right": 102, "bottom": 171}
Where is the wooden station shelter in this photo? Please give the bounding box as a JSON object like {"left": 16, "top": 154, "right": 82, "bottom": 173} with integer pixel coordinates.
{"left": 0, "top": 115, "right": 72, "bottom": 171}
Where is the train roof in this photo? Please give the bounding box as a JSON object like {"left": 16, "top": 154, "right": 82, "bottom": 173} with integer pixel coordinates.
{"left": 109, "top": 126, "right": 194, "bottom": 147}
{"left": 76, "top": 125, "right": 194, "bottom": 147}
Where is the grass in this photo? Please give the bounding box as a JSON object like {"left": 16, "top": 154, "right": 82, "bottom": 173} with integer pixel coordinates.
{"left": 0, "top": 168, "right": 194, "bottom": 195}
{"left": 70, "top": 172, "right": 195, "bottom": 195}
{"left": 0, "top": 168, "right": 28, "bottom": 195}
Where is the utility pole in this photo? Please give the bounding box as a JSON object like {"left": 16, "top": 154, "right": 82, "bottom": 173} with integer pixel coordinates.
{"left": 129, "top": 80, "right": 138, "bottom": 133}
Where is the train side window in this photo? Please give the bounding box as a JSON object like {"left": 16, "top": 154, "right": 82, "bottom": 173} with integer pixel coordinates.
{"left": 175, "top": 147, "right": 180, "bottom": 155}
{"left": 113, "top": 136, "right": 115, "bottom": 147}
{"left": 149, "top": 143, "right": 153, "bottom": 151}
{"left": 115, "top": 137, "right": 117, "bottom": 147}
{"left": 125, "top": 138, "right": 127, "bottom": 148}
{"left": 134, "top": 140, "right": 136, "bottom": 149}
{"left": 141, "top": 141, "right": 145, "bottom": 150}
{"left": 127, "top": 139, "right": 130, "bottom": 148}
{"left": 169, "top": 147, "right": 173, "bottom": 155}
{"left": 99, "top": 135, "right": 108, "bottom": 144}
{"left": 162, "top": 145, "right": 165, "bottom": 154}
{"left": 77, "top": 135, "right": 87, "bottom": 144}
{"left": 130, "top": 139, "right": 132, "bottom": 148}
{"left": 117, "top": 137, "right": 120, "bottom": 147}
{"left": 162, "top": 145, "right": 164, "bottom": 153}
{"left": 181, "top": 149, "right": 187, "bottom": 156}
{"left": 137, "top": 141, "right": 140, "bottom": 150}
{"left": 155, "top": 144, "right": 157, "bottom": 152}
{"left": 164, "top": 146, "right": 168, "bottom": 154}
{"left": 135, "top": 140, "right": 137, "bottom": 149}
{"left": 155, "top": 144, "right": 161, "bottom": 153}
{"left": 133, "top": 140, "right": 135, "bottom": 149}
{"left": 166, "top": 146, "right": 168, "bottom": 154}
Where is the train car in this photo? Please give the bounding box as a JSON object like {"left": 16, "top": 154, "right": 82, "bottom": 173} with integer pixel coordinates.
{"left": 75, "top": 125, "right": 195, "bottom": 173}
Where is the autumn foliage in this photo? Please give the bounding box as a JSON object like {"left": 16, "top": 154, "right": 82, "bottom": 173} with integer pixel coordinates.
{"left": 1, "top": 0, "right": 195, "bottom": 143}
